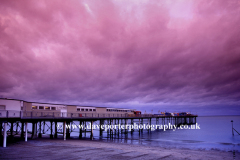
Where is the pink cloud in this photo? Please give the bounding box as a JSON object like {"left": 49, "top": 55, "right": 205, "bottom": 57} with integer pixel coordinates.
{"left": 0, "top": 0, "right": 240, "bottom": 114}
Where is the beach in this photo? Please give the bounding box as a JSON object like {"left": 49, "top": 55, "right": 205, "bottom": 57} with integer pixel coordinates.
{"left": 0, "top": 138, "right": 238, "bottom": 160}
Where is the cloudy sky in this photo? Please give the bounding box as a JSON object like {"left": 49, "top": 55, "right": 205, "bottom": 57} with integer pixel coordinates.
{"left": 0, "top": 0, "right": 240, "bottom": 115}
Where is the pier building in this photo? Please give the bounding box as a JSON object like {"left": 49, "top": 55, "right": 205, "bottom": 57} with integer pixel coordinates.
{"left": 0, "top": 98, "right": 197, "bottom": 147}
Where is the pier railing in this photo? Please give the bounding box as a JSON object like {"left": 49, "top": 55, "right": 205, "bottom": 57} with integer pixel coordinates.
{"left": 0, "top": 110, "right": 197, "bottom": 119}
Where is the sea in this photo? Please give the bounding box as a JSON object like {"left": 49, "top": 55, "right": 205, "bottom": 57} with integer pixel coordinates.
{"left": 69, "top": 116, "right": 240, "bottom": 152}
{"left": 26, "top": 116, "right": 240, "bottom": 152}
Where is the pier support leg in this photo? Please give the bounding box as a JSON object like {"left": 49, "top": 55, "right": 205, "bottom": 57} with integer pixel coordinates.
{"left": 107, "top": 120, "right": 109, "bottom": 135}
{"left": 66, "top": 122, "right": 70, "bottom": 138}
{"left": 79, "top": 121, "right": 82, "bottom": 139}
{"left": 111, "top": 119, "right": 113, "bottom": 135}
{"left": 31, "top": 122, "right": 35, "bottom": 139}
{"left": 139, "top": 119, "right": 141, "bottom": 134}
{"left": 0, "top": 123, "right": 2, "bottom": 140}
{"left": 9, "top": 122, "right": 14, "bottom": 140}
{"left": 99, "top": 120, "right": 102, "bottom": 137}
{"left": 3, "top": 122, "right": 7, "bottom": 147}
{"left": 50, "top": 121, "right": 53, "bottom": 139}
{"left": 63, "top": 121, "right": 66, "bottom": 140}
{"left": 115, "top": 119, "right": 117, "bottom": 135}
{"left": 118, "top": 119, "right": 120, "bottom": 136}
{"left": 38, "top": 121, "right": 42, "bottom": 138}
{"left": 125, "top": 119, "right": 128, "bottom": 134}
{"left": 131, "top": 119, "right": 134, "bottom": 134}
{"left": 108, "top": 119, "right": 111, "bottom": 136}
{"left": 84, "top": 121, "right": 86, "bottom": 137}
{"left": 54, "top": 122, "right": 57, "bottom": 138}
{"left": 10, "top": 122, "right": 13, "bottom": 136}
{"left": 21, "top": 122, "right": 24, "bottom": 139}
{"left": 120, "top": 119, "right": 123, "bottom": 134}
{"left": 43, "top": 121, "right": 45, "bottom": 134}
{"left": 91, "top": 121, "right": 93, "bottom": 140}
{"left": 111, "top": 119, "right": 113, "bottom": 137}
{"left": 25, "top": 122, "right": 28, "bottom": 142}
{"left": 16, "top": 122, "right": 19, "bottom": 135}
{"left": 35, "top": 123, "right": 37, "bottom": 137}
{"left": 148, "top": 119, "right": 150, "bottom": 132}
{"left": 150, "top": 118, "right": 152, "bottom": 131}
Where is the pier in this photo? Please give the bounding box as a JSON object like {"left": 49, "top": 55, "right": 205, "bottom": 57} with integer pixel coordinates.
{"left": 0, "top": 110, "right": 197, "bottom": 147}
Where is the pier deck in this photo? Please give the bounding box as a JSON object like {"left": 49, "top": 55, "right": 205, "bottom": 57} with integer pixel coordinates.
{"left": 0, "top": 110, "right": 198, "bottom": 148}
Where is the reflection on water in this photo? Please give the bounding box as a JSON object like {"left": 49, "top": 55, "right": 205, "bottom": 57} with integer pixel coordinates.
{"left": 233, "top": 150, "right": 236, "bottom": 160}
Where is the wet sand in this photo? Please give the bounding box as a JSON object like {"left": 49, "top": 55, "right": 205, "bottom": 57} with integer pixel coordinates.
{"left": 0, "top": 138, "right": 238, "bottom": 160}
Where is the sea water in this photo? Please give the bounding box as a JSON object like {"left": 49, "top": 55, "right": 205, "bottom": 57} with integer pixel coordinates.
{"left": 27, "top": 116, "right": 240, "bottom": 151}
{"left": 71, "top": 116, "right": 240, "bottom": 152}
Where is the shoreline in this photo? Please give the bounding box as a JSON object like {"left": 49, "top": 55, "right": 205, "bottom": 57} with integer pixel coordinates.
{"left": 0, "top": 138, "right": 239, "bottom": 159}
{"left": 93, "top": 137, "right": 240, "bottom": 153}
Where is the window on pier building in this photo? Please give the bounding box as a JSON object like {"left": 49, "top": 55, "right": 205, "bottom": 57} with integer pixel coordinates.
{"left": 89, "top": 109, "right": 92, "bottom": 111}
{"left": 39, "top": 106, "right": 44, "bottom": 109}
{"left": 45, "top": 107, "right": 50, "bottom": 110}
{"left": 81, "top": 109, "right": 84, "bottom": 111}
{"left": 77, "top": 108, "right": 80, "bottom": 111}
{"left": 32, "top": 106, "right": 37, "bottom": 109}
{"left": 93, "top": 109, "right": 96, "bottom": 111}
{"left": 51, "top": 107, "right": 56, "bottom": 110}
{"left": 85, "top": 109, "right": 88, "bottom": 111}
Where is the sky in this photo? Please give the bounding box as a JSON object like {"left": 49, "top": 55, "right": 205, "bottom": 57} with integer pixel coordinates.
{"left": 0, "top": 0, "right": 240, "bottom": 116}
